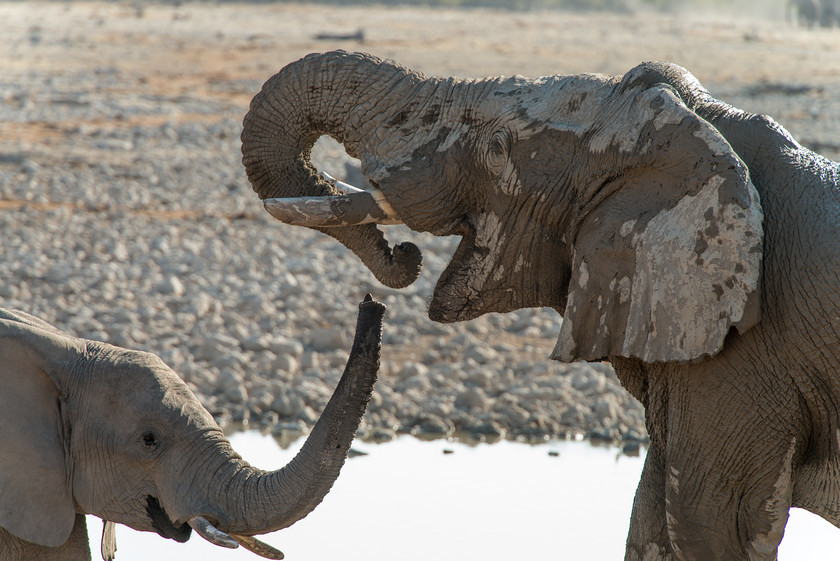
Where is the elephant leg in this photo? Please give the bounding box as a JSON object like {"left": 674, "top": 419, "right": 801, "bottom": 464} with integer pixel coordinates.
{"left": 663, "top": 374, "right": 797, "bottom": 561}
{"left": 625, "top": 442, "right": 675, "bottom": 561}
{"left": 664, "top": 447, "right": 793, "bottom": 560}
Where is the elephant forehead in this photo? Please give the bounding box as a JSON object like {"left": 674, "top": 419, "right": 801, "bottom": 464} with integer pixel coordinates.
{"left": 361, "top": 79, "right": 470, "bottom": 185}
{"left": 140, "top": 366, "right": 214, "bottom": 421}
{"left": 588, "top": 86, "right": 688, "bottom": 154}
{"left": 499, "top": 74, "right": 616, "bottom": 136}
{"left": 161, "top": 387, "right": 217, "bottom": 428}
{"left": 92, "top": 349, "right": 214, "bottom": 423}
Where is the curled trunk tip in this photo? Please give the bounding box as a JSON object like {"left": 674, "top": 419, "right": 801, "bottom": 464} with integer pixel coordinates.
{"left": 240, "top": 50, "right": 423, "bottom": 289}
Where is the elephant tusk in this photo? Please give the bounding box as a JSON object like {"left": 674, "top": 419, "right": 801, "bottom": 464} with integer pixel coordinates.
{"left": 263, "top": 172, "right": 402, "bottom": 227}
{"left": 319, "top": 171, "right": 401, "bottom": 222}
{"left": 319, "top": 170, "right": 363, "bottom": 194}
{"left": 263, "top": 191, "right": 402, "bottom": 227}
{"left": 230, "top": 534, "right": 286, "bottom": 560}
{"left": 187, "top": 516, "right": 239, "bottom": 549}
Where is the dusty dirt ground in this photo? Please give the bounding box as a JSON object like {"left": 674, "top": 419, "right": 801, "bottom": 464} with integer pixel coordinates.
{"left": 3, "top": 1, "right": 839, "bottom": 158}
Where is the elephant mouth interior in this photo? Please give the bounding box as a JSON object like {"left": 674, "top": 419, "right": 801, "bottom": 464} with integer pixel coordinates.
{"left": 146, "top": 495, "right": 192, "bottom": 543}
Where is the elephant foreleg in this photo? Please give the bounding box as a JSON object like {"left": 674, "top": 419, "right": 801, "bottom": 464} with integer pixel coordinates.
{"left": 625, "top": 442, "right": 675, "bottom": 561}
{"left": 664, "top": 443, "right": 794, "bottom": 560}
{"left": 663, "top": 371, "right": 798, "bottom": 561}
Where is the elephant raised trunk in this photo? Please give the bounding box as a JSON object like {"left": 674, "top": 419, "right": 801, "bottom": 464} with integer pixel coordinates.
{"left": 177, "top": 296, "right": 386, "bottom": 558}
{"left": 241, "top": 51, "right": 424, "bottom": 289}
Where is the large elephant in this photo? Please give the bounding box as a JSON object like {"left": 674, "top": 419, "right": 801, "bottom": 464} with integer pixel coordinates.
{"left": 0, "top": 295, "right": 385, "bottom": 561}
{"left": 240, "top": 51, "right": 840, "bottom": 560}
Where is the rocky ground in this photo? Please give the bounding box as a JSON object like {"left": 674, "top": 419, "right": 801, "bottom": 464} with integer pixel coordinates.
{"left": 1, "top": 1, "right": 838, "bottom": 450}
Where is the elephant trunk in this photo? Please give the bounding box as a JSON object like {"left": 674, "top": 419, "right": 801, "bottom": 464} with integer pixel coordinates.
{"left": 241, "top": 50, "right": 423, "bottom": 289}
{"left": 189, "top": 296, "right": 385, "bottom": 557}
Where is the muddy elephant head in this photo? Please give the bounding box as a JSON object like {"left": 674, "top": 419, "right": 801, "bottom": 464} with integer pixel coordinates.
{"left": 0, "top": 296, "right": 385, "bottom": 560}
{"left": 241, "top": 51, "right": 762, "bottom": 364}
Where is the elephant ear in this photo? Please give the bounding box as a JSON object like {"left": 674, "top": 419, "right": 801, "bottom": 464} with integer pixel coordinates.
{"left": 0, "top": 317, "right": 78, "bottom": 547}
{"left": 551, "top": 81, "right": 763, "bottom": 363}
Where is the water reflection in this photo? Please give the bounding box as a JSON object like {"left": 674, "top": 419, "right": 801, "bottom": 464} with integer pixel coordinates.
{"left": 88, "top": 433, "right": 840, "bottom": 560}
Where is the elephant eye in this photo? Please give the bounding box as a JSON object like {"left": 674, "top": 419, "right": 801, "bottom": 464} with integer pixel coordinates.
{"left": 141, "top": 431, "right": 159, "bottom": 450}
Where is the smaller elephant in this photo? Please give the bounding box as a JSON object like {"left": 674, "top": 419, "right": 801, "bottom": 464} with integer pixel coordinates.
{"left": 0, "top": 295, "right": 386, "bottom": 561}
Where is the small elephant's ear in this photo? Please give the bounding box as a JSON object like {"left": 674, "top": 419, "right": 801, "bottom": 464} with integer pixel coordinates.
{"left": 0, "top": 318, "right": 77, "bottom": 546}
{"left": 551, "top": 83, "right": 763, "bottom": 363}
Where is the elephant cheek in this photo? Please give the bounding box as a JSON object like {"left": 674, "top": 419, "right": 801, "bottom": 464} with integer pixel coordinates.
{"left": 428, "top": 233, "right": 481, "bottom": 323}
{"left": 429, "top": 219, "right": 568, "bottom": 321}
{"left": 146, "top": 496, "right": 192, "bottom": 543}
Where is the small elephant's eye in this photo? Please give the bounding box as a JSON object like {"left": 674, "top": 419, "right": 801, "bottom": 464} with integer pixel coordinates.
{"left": 141, "top": 431, "right": 158, "bottom": 449}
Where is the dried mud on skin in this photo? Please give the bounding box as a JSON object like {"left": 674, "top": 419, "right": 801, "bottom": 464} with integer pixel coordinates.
{"left": 0, "top": 2, "right": 837, "bottom": 446}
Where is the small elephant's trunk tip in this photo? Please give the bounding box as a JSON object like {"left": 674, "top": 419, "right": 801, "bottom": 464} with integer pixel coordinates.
{"left": 358, "top": 293, "right": 387, "bottom": 317}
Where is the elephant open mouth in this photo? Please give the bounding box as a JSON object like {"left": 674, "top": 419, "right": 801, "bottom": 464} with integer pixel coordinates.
{"left": 145, "top": 496, "right": 191, "bottom": 543}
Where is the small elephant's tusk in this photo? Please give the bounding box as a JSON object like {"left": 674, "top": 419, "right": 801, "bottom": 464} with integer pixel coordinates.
{"left": 230, "top": 534, "right": 286, "bottom": 560}
{"left": 263, "top": 190, "right": 402, "bottom": 227}
{"left": 188, "top": 516, "right": 239, "bottom": 549}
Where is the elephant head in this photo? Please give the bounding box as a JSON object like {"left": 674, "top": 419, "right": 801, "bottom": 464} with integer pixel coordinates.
{"left": 241, "top": 51, "right": 762, "bottom": 364}
{"left": 0, "top": 296, "right": 385, "bottom": 560}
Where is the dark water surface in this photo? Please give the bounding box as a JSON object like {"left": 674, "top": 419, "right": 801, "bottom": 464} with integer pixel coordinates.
{"left": 88, "top": 433, "right": 839, "bottom": 560}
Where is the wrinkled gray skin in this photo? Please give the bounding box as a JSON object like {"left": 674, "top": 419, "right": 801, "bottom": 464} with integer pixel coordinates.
{"left": 241, "top": 51, "right": 840, "bottom": 560}
{"left": 0, "top": 298, "right": 386, "bottom": 561}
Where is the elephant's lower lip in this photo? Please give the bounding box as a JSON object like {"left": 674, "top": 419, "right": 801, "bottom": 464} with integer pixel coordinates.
{"left": 428, "top": 295, "right": 470, "bottom": 323}
{"left": 427, "top": 295, "right": 453, "bottom": 323}
{"left": 145, "top": 495, "right": 192, "bottom": 543}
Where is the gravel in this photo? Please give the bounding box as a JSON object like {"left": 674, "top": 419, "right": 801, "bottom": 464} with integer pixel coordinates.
{"left": 16, "top": 2, "right": 837, "bottom": 450}
{"left": 0, "top": 81, "right": 649, "bottom": 445}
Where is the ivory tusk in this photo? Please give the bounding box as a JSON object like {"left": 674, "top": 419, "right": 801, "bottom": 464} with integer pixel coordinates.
{"left": 188, "top": 516, "right": 239, "bottom": 549}
{"left": 231, "top": 534, "right": 286, "bottom": 560}
{"left": 263, "top": 190, "right": 402, "bottom": 227}
{"left": 320, "top": 171, "right": 363, "bottom": 194}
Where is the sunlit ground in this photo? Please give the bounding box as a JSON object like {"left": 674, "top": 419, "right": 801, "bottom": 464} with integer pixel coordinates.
{"left": 88, "top": 433, "right": 840, "bottom": 560}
